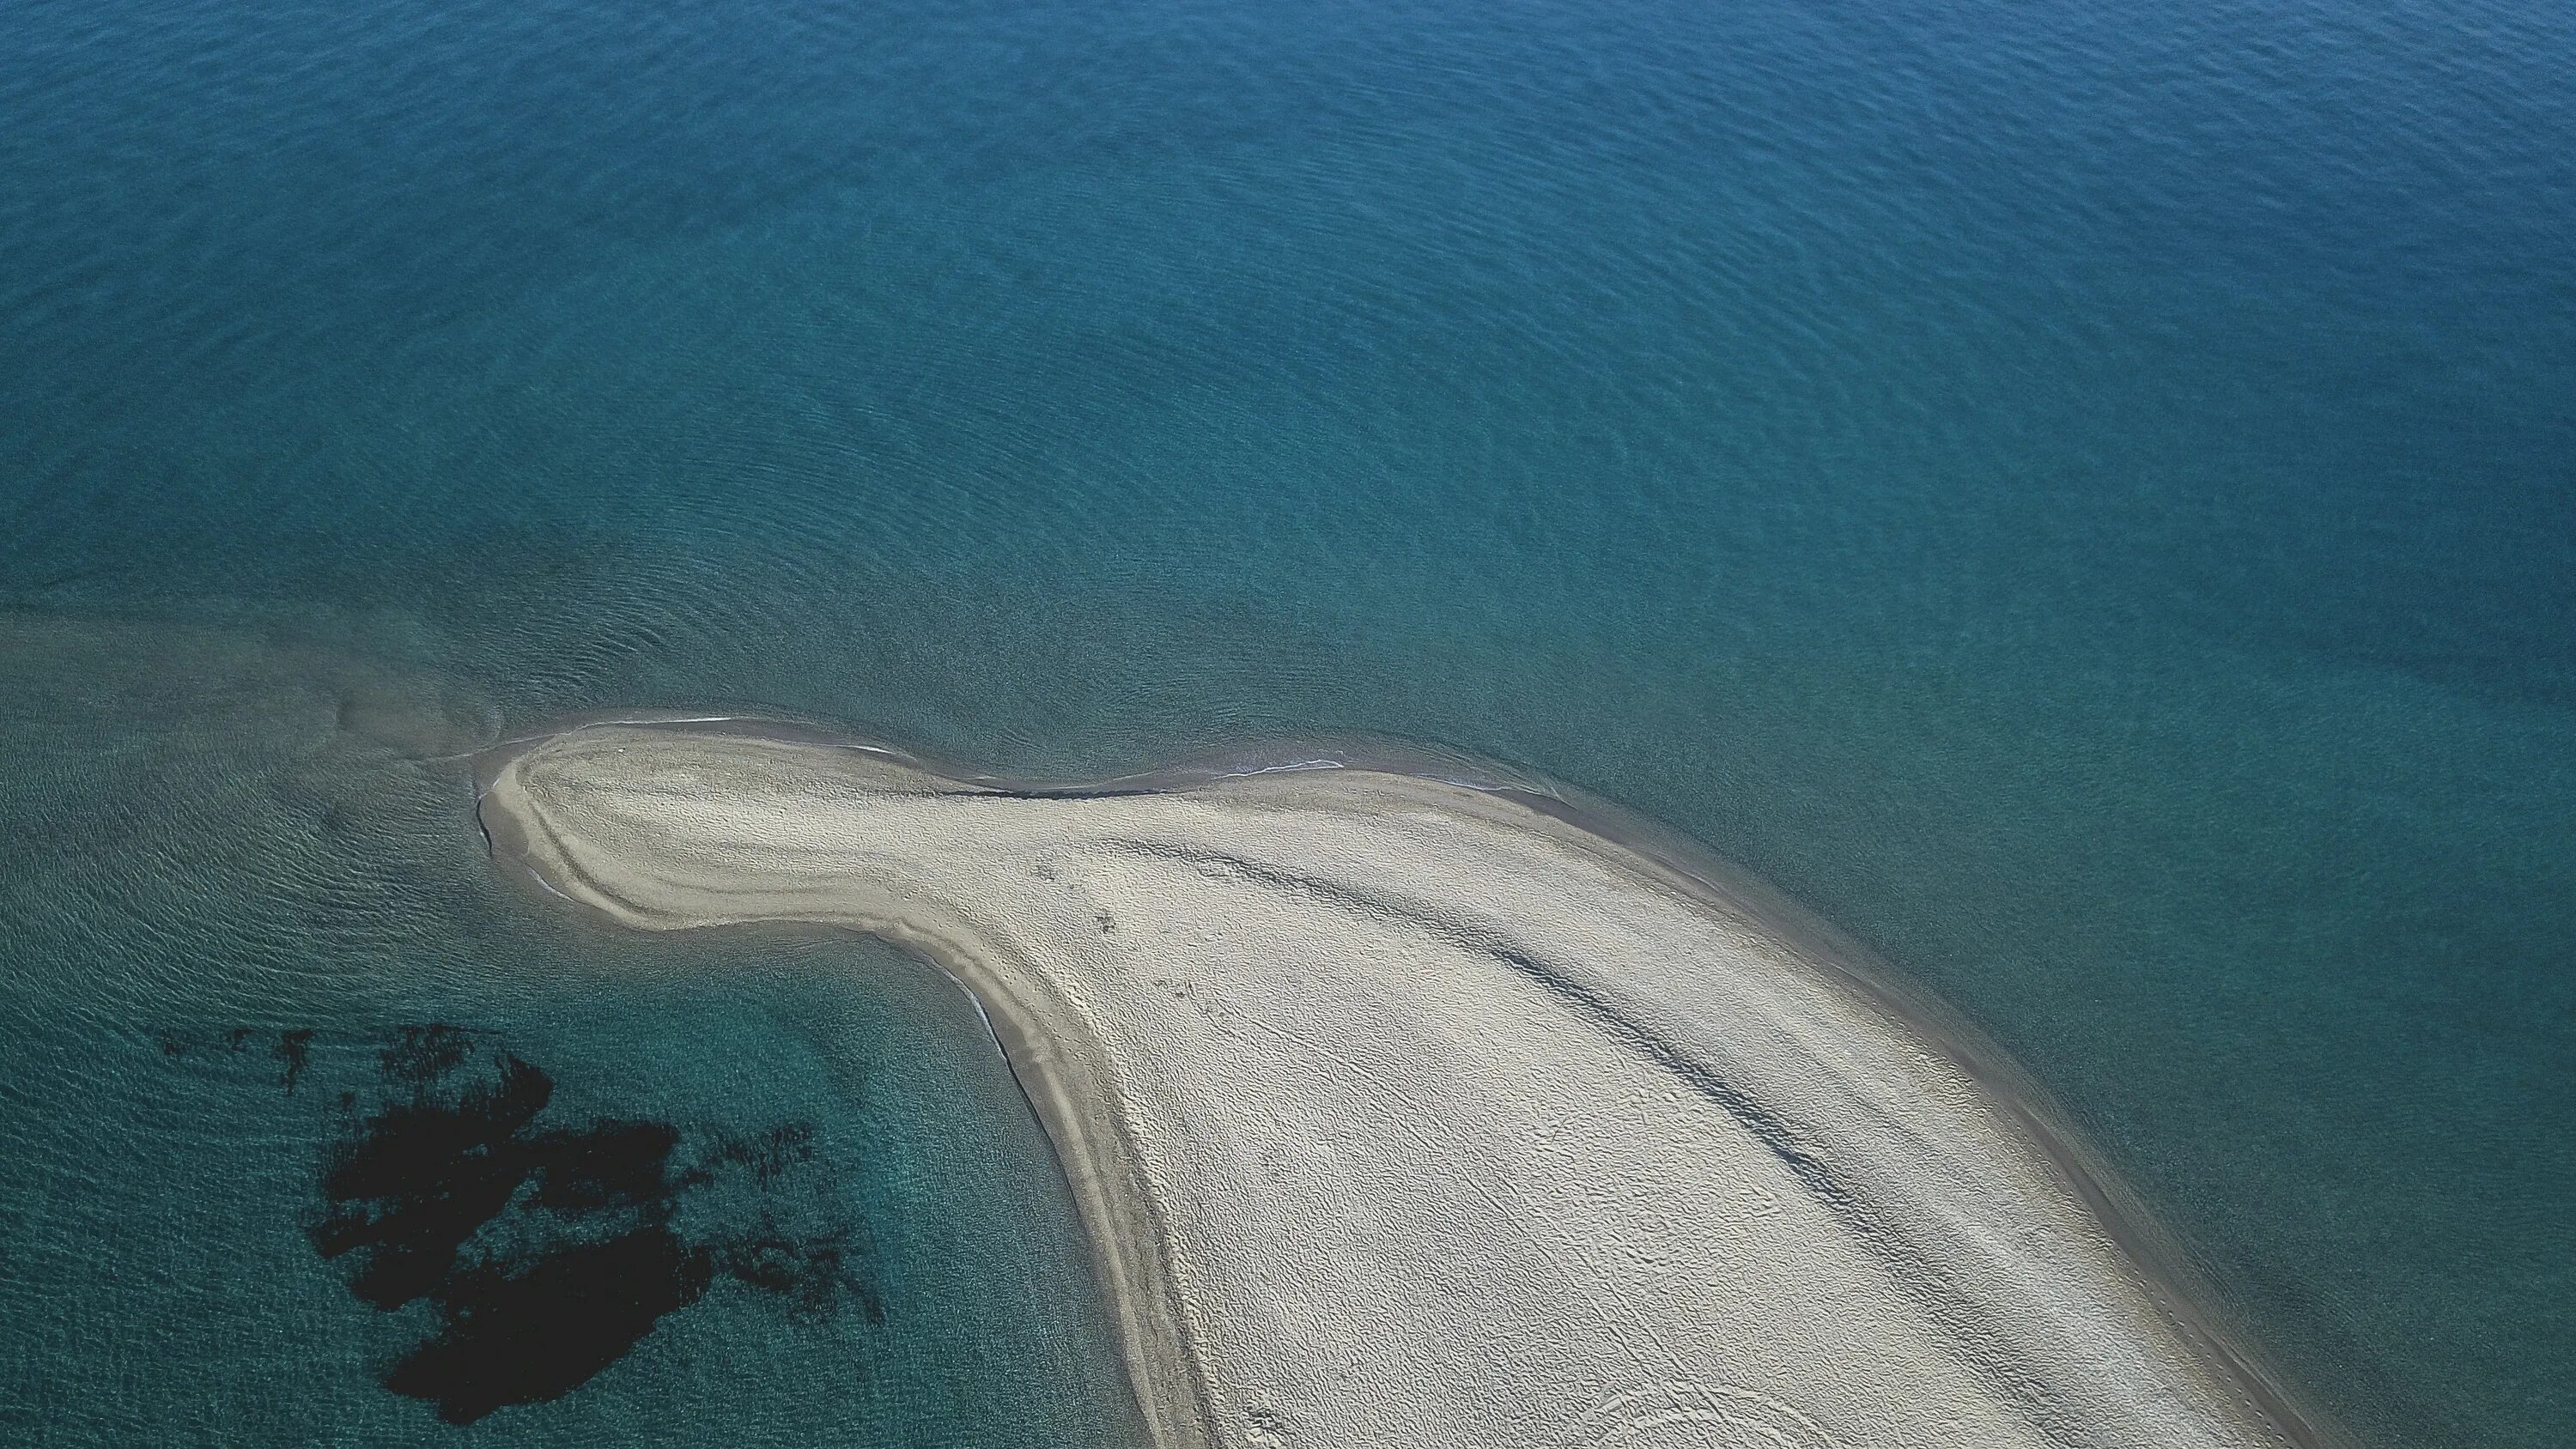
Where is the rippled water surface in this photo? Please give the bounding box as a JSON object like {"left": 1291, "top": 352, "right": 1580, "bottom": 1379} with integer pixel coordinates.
{"left": 3, "top": 0, "right": 2571, "bottom": 1443}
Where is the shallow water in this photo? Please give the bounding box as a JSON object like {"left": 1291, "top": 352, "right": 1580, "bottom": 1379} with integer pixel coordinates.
{"left": 0, "top": 624, "right": 1148, "bottom": 1444}
{"left": 2, "top": 0, "right": 2571, "bottom": 1442}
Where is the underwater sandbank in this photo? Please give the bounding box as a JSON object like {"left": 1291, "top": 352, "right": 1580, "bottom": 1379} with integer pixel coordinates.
{"left": 477, "top": 718, "right": 2328, "bottom": 1449}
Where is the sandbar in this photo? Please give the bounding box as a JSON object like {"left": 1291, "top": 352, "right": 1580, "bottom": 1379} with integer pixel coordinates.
{"left": 477, "top": 718, "right": 2325, "bottom": 1449}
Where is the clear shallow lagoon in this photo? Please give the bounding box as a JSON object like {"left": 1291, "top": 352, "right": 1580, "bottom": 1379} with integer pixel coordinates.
{"left": 1, "top": 0, "right": 2569, "bottom": 1444}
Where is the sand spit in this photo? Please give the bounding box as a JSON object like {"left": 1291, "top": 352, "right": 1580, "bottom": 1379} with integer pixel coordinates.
{"left": 479, "top": 720, "right": 2321, "bottom": 1449}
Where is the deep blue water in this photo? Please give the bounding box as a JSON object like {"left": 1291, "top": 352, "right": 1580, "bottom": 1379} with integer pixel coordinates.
{"left": 2, "top": 0, "right": 2571, "bottom": 1443}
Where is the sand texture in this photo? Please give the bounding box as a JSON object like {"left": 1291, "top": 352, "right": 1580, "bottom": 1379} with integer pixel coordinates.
{"left": 479, "top": 722, "right": 2312, "bottom": 1449}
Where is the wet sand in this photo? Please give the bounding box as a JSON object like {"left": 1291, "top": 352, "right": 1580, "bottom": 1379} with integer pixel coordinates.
{"left": 477, "top": 718, "right": 2328, "bottom": 1449}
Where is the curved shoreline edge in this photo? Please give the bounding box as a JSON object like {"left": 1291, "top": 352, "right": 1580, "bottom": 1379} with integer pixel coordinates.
{"left": 477, "top": 716, "right": 1236, "bottom": 1449}
{"left": 475, "top": 713, "right": 2338, "bottom": 1449}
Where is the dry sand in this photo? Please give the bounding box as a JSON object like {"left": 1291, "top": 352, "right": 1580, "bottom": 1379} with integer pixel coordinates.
{"left": 478, "top": 719, "right": 2323, "bottom": 1449}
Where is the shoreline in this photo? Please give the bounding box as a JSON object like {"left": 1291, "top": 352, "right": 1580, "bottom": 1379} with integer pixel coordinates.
{"left": 475, "top": 712, "right": 2338, "bottom": 1449}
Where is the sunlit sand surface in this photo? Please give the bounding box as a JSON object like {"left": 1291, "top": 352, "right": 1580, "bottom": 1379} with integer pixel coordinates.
{"left": 481, "top": 720, "right": 2318, "bottom": 1449}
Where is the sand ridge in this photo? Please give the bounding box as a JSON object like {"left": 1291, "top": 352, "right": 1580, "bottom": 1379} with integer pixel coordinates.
{"left": 477, "top": 719, "right": 2324, "bottom": 1449}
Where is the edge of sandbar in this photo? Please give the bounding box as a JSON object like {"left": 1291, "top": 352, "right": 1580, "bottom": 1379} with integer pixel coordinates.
{"left": 471, "top": 711, "right": 2342, "bottom": 1449}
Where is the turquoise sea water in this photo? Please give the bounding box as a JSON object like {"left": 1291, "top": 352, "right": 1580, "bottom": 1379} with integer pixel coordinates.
{"left": 2, "top": 0, "right": 2570, "bottom": 1443}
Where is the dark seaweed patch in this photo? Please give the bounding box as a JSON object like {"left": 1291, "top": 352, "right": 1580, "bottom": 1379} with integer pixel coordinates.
{"left": 378, "top": 1023, "right": 476, "bottom": 1089}
{"left": 150, "top": 1026, "right": 320, "bottom": 1088}
{"left": 293, "top": 1026, "right": 874, "bottom": 1425}
{"left": 312, "top": 1052, "right": 557, "bottom": 1313}
{"left": 684, "top": 1122, "right": 818, "bottom": 1187}
{"left": 274, "top": 1028, "right": 315, "bottom": 1094}
{"left": 714, "top": 1220, "right": 878, "bottom": 1322}
{"left": 380, "top": 1228, "right": 717, "bottom": 1426}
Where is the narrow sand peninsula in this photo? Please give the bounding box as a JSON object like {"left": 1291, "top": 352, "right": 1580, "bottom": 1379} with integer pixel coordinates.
{"left": 480, "top": 721, "right": 2318, "bottom": 1449}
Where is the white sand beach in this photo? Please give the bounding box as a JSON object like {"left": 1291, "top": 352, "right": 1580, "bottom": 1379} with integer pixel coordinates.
{"left": 479, "top": 720, "right": 2317, "bottom": 1449}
